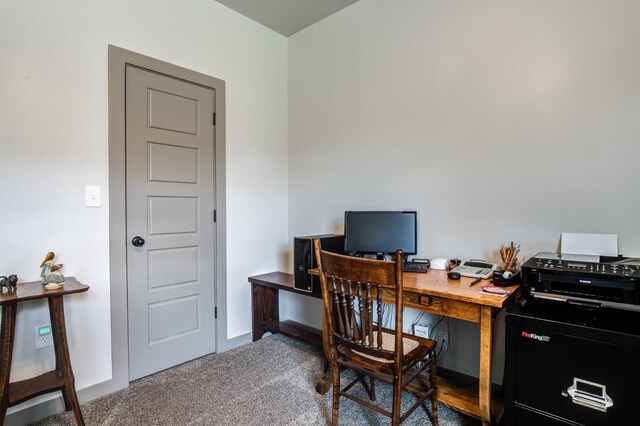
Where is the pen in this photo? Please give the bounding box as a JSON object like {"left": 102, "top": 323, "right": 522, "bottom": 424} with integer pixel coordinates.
{"left": 469, "top": 278, "right": 482, "bottom": 287}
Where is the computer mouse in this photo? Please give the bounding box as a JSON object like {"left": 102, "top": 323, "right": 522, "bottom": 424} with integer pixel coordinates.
{"left": 447, "top": 271, "right": 461, "bottom": 280}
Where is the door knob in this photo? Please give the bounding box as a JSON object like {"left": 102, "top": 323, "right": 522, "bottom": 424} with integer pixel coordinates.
{"left": 131, "top": 236, "right": 145, "bottom": 247}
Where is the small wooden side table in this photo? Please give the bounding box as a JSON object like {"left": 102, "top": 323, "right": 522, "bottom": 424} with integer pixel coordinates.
{"left": 0, "top": 277, "right": 89, "bottom": 425}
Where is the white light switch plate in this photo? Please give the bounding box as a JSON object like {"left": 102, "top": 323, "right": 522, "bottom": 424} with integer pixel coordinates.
{"left": 85, "top": 185, "right": 101, "bottom": 207}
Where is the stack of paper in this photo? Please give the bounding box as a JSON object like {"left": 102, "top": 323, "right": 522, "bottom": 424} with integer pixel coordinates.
{"left": 561, "top": 233, "right": 618, "bottom": 260}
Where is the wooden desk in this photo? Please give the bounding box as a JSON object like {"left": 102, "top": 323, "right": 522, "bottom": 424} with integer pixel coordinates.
{"left": 249, "top": 270, "right": 518, "bottom": 426}
{"left": 395, "top": 270, "right": 518, "bottom": 426}
{"left": 249, "top": 272, "right": 322, "bottom": 347}
{"left": 0, "top": 278, "right": 88, "bottom": 425}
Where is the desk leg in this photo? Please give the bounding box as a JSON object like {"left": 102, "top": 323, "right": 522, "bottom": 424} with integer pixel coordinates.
{"left": 0, "top": 303, "right": 17, "bottom": 422}
{"left": 315, "top": 309, "right": 333, "bottom": 394}
{"left": 479, "top": 305, "right": 494, "bottom": 426}
{"left": 251, "top": 284, "right": 278, "bottom": 341}
{"left": 49, "top": 296, "right": 84, "bottom": 426}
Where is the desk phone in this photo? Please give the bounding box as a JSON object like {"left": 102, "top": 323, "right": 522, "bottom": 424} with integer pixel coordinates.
{"left": 450, "top": 260, "right": 499, "bottom": 279}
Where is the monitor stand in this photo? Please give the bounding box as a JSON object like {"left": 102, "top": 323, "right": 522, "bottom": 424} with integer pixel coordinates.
{"left": 375, "top": 253, "right": 410, "bottom": 261}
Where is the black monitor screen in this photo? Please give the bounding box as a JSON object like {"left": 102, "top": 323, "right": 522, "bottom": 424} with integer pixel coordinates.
{"left": 344, "top": 211, "right": 417, "bottom": 255}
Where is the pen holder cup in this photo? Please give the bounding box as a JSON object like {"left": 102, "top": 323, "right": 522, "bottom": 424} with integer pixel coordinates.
{"left": 491, "top": 270, "right": 522, "bottom": 286}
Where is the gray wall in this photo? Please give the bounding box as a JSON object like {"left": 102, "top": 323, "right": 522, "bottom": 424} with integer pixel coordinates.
{"left": 287, "top": 0, "right": 640, "bottom": 381}
{"left": 0, "top": 0, "right": 288, "bottom": 413}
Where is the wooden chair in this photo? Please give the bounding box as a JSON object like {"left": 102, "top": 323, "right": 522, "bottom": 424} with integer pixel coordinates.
{"left": 314, "top": 239, "right": 438, "bottom": 426}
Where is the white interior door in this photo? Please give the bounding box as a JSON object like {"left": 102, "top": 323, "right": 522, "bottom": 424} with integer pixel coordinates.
{"left": 126, "top": 65, "right": 216, "bottom": 380}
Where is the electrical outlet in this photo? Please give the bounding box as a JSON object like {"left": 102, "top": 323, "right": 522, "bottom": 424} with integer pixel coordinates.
{"left": 35, "top": 324, "right": 53, "bottom": 349}
{"left": 440, "top": 330, "right": 449, "bottom": 351}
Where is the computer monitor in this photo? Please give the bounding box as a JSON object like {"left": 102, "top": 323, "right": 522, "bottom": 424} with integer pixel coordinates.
{"left": 344, "top": 211, "right": 417, "bottom": 257}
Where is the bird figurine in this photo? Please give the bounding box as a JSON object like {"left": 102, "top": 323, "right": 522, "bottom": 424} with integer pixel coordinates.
{"left": 40, "top": 251, "right": 65, "bottom": 289}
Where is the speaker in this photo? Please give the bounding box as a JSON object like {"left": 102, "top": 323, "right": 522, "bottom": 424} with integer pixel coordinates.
{"left": 294, "top": 234, "right": 345, "bottom": 293}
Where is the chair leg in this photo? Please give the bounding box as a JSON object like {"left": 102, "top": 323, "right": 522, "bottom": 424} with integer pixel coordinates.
{"left": 369, "top": 377, "right": 376, "bottom": 401}
{"left": 331, "top": 365, "right": 340, "bottom": 425}
{"left": 391, "top": 371, "right": 402, "bottom": 426}
{"left": 430, "top": 353, "right": 439, "bottom": 426}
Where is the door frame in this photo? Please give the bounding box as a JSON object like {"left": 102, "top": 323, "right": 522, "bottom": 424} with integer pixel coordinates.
{"left": 108, "top": 45, "right": 227, "bottom": 391}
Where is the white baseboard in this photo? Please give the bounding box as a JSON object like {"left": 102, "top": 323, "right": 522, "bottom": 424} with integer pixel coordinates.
{"left": 5, "top": 378, "right": 115, "bottom": 426}
{"left": 218, "top": 331, "right": 252, "bottom": 353}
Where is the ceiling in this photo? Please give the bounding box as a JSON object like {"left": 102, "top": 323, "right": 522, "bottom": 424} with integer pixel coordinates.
{"left": 215, "top": 0, "right": 360, "bottom": 37}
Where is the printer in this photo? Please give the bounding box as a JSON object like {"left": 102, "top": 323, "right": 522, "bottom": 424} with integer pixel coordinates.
{"left": 520, "top": 252, "right": 640, "bottom": 312}
{"left": 505, "top": 253, "right": 640, "bottom": 426}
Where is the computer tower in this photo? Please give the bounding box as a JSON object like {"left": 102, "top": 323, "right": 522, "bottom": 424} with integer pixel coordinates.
{"left": 293, "top": 234, "right": 345, "bottom": 293}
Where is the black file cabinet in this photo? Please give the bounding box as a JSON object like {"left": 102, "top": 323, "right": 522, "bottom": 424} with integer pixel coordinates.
{"left": 505, "top": 302, "right": 640, "bottom": 425}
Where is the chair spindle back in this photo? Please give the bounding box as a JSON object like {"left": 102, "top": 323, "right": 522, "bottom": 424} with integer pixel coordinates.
{"left": 314, "top": 240, "right": 404, "bottom": 361}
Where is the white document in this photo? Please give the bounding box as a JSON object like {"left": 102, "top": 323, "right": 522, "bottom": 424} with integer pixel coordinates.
{"left": 561, "top": 233, "right": 618, "bottom": 257}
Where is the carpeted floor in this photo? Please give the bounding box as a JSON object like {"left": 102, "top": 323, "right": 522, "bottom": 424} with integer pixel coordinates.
{"left": 32, "top": 334, "right": 480, "bottom": 425}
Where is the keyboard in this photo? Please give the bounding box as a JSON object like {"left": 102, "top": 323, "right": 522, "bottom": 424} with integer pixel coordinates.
{"left": 403, "top": 262, "right": 429, "bottom": 273}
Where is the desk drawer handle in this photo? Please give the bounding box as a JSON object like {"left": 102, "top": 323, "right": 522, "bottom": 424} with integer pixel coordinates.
{"left": 419, "top": 296, "right": 431, "bottom": 306}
